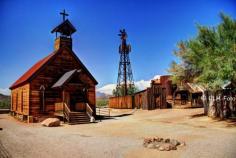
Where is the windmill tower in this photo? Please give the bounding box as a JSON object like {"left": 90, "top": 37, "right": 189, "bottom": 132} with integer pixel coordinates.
{"left": 116, "top": 29, "right": 134, "bottom": 96}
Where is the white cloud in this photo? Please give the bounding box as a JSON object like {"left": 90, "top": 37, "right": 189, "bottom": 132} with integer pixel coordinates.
{"left": 134, "top": 80, "right": 150, "bottom": 90}
{"left": 0, "top": 88, "right": 10, "bottom": 95}
{"left": 97, "top": 83, "right": 116, "bottom": 95}
{"left": 153, "top": 75, "right": 161, "bottom": 80}
{"left": 97, "top": 74, "right": 161, "bottom": 95}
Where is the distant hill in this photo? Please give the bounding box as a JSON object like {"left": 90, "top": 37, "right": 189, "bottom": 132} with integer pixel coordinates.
{"left": 96, "top": 91, "right": 111, "bottom": 99}
{"left": 0, "top": 93, "right": 9, "bottom": 99}
{"left": 0, "top": 93, "right": 10, "bottom": 109}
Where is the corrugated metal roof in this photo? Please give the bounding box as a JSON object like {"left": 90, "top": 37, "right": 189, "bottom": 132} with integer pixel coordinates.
{"left": 186, "top": 83, "right": 204, "bottom": 93}
{"left": 52, "top": 69, "right": 81, "bottom": 88}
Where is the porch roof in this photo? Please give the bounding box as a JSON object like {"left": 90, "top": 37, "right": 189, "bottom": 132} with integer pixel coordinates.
{"left": 52, "top": 69, "right": 81, "bottom": 88}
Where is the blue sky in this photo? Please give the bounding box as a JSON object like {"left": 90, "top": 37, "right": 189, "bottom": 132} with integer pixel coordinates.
{"left": 0, "top": 0, "right": 235, "bottom": 95}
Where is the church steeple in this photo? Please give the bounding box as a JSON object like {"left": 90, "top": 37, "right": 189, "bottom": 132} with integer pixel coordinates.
{"left": 51, "top": 10, "right": 77, "bottom": 50}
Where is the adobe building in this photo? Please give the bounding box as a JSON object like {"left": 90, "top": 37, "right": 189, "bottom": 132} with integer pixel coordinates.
{"left": 9, "top": 11, "right": 98, "bottom": 124}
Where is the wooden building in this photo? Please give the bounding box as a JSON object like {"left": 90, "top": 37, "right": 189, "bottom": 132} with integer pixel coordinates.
{"left": 134, "top": 76, "right": 168, "bottom": 110}
{"left": 10, "top": 12, "right": 98, "bottom": 124}
{"left": 173, "top": 83, "right": 203, "bottom": 108}
{"left": 109, "top": 75, "right": 170, "bottom": 110}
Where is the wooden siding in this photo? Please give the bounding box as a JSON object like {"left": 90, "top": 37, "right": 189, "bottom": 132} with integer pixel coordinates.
{"left": 11, "top": 84, "right": 30, "bottom": 115}
{"left": 133, "top": 85, "right": 167, "bottom": 110}
{"left": 87, "top": 86, "right": 96, "bottom": 113}
{"left": 109, "top": 95, "right": 133, "bottom": 109}
{"left": 147, "top": 84, "right": 167, "bottom": 110}
{"left": 134, "top": 90, "right": 148, "bottom": 109}
{"left": 29, "top": 49, "right": 96, "bottom": 115}
{"left": 109, "top": 84, "right": 167, "bottom": 110}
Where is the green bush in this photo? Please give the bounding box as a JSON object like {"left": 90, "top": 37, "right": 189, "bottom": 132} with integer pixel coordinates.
{"left": 96, "top": 98, "right": 109, "bottom": 107}
{"left": 0, "top": 100, "right": 10, "bottom": 109}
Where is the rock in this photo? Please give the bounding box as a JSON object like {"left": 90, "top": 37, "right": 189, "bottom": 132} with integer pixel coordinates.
{"left": 163, "top": 143, "right": 171, "bottom": 151}
{"left": 152, "top": 141, "right": 161, "bottom": 148}
{"left": 169, "top": 143, "right": 177, "bottom": 150}
{"left": 158, "top": 146, "right": 165, "bottom": 151}
{"left": 41, "top": 118, "right": 60, "bottom": 127}
{"left": 170, "top": 139, "right": 180, "bottom": 146}
{"left": 179, "top": 141, "right": 186, "bottom": 147}
{"left": 155, "top": 137, "right": 163, "bottom": 142}
{"left": 154, "top": 143, "right": 161, "bottom": 149}
{"left": 143, "top": 137, "right": 185, "bottom": 151}
{"left": 164, "top": 138, "right": 170, "bottom": 143}
{"left": 143, "top": 138, "right": 152, "bottom": 144}
{"left": 147, "top": 143, "right": 155, "bottom": 149}
{"left": 153, "top": 136, "right": 158, "bottom": 141}
{"left": 143, "top": 138, "right": 152, "bottom": 147}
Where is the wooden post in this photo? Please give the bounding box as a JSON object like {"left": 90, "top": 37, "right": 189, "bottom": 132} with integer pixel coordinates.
{"left": 11, "top": 92, "right": 13, "bottom": 111}
{"left": 40, "top": 85, "right": 45, "bottom": 112}
{"left": 173, "top": 92, "right": 175, "bottom": 106}
{"left": 190, "top": 93, "right": 193, "bottom": 107}
{"left": 62, "top": 89, "right": 65, "bottom": 123}
{"left": 99, "top": 107, "right": 101, "bottom": 122}
{"left": 42, "top": 90, "right": 45, "bottom": 112}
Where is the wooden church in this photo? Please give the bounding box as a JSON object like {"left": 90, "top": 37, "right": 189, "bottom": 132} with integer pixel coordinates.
{"left": 9, "top": 11, "right": 98, "bottom": 124}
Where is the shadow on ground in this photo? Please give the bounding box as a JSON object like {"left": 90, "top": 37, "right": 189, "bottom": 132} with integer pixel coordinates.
{"left": 189, "top": 113, "right": 205, "bottom": 118}
{"left": 189, "top": 112, "right": 236, "bottom": 128}
{"left": 210, "top": 118, "right": 236, "bottom": 128}
{"left": 96, "top": 113, "right": 133, "bottom": 121}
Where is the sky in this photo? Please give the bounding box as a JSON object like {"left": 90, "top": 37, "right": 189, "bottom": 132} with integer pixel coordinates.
{"left": 0, "top": 0, "right": 235, "bottom": 95}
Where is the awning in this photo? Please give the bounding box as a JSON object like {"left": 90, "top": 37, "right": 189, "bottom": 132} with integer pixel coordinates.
{"left": 52, "top": 69, "right": 81, "bottom": 88}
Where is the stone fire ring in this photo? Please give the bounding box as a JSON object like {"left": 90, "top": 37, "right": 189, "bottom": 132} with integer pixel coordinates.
{"left": 143, "top": 137, "right": 186, "bottom": 151}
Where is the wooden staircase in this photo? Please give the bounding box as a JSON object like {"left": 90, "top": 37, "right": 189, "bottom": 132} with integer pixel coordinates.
{"left": 64, "top": 103, "right": 94, "bottom": 125}
{"left": 67, "top": 111, "right": 90, "bottom": 124}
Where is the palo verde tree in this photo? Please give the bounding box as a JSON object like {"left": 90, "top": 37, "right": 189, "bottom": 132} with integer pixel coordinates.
{"left": 169, "top": 13, "right": 236, "bottom": 118}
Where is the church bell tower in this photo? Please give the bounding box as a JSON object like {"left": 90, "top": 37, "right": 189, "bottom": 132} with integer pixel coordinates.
{"left": 51, "top": 10, "right": 77, "bottom": 50}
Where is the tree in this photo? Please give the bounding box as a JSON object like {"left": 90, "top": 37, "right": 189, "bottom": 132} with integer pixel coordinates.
{"left": 112, "top": 84, "right": 139, "bottom": 96}
{"left": 169, "top": 13, "right": 236, "bottom": 118}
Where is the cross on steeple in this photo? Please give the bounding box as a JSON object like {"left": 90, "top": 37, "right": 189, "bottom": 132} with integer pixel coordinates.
{"left": 60, "top": 9, "right": 69, "bottom": 22}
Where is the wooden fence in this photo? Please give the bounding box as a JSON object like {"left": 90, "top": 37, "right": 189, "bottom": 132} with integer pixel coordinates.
{"left": 109, "top": 95, "right": 133, "bottom": 109}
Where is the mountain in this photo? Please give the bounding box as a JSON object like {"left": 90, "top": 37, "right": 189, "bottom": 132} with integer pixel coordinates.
{"left": 0, "top": 93, "right": 10, "bottom": 100}
{"left": 96, "top": 91, "right": 111, "bottom": 99}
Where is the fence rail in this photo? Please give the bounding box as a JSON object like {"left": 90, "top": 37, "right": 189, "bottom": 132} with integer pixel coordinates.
{"left": 96, "top": 107, "right": 110, "bottom": 117}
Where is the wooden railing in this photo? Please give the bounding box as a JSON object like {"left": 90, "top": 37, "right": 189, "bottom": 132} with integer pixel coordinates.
{"left": 85, "top": 103, "right": 93, "bottom": 119}
{"left": 96, "top": 107, "right": 111, "bottom": 117}
{"left": 64, "top": 103, "right": 70, "bottom": 122}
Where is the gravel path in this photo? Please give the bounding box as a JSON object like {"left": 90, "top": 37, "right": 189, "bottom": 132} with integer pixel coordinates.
{"left": 0, "top": 108, "right": 236, "bottom": 158}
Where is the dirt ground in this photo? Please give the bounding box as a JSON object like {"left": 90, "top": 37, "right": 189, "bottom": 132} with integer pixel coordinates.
{"left": 0, "top": 108, "right": 236, "bottom": 158}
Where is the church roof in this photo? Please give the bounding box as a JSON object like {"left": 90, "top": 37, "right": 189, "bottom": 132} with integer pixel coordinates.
{"left": 10, "top": 51, "right": 57, "bottom": 89}
{"left": 10, "top": 48, "right": 98, "bottom": 89}
{"left": 51, "top": 19, "right": 76, "bottom": 36}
